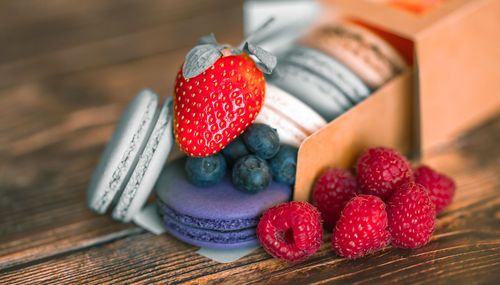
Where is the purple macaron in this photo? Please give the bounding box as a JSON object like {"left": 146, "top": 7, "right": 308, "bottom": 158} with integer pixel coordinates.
{"left": 156, "top": 158, "right": 292, "bottom": 249}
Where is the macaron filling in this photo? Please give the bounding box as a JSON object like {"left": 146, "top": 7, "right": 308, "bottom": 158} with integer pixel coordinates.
{"left": 112, "top": 97, "right": 173, "bottom": 221}
{"left": 88, "top": 91, "right": 159, "bottom": 215}
{"left": 97, "top": 99, "right": 157, "bottom": 213}
{"left": 281, "top": 46, "right": 371, "bottom": 102}
{"left": 157, "top": 200, "right": 259, "bottom": 231}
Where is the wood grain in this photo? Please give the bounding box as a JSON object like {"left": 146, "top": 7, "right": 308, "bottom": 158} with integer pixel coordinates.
{"left": 1, "top": 0, "right": 499, "bottom": 284}
{"left": 0, "top": 0, "right": 243, "bottom": 272}
{"left": 1, "top": 117, "right": 499, "bottom": 284}
{"left": 0, "top": 0, "right": 243, "bottom": 88}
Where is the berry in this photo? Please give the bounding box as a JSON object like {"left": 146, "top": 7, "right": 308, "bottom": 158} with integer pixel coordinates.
{"left": 232, "top": 155, "right": 272, "bottom": 193}
{"left": 221, "top": 137, "right": 250, "bottom": 167}
{"left": 269, "top": 144, "right": 298, "bottom": 184}
{"left": 332, "top": 195, "right": 391, "bottom": 259}
{"left": 387, "top": 182, "right": 436, "bottom": 248}
{"left": 312, "top": 168, "right": 360, "bottom": 231}
{"left": 414, "top": 165, "right": 455, "bottom": 214}
{"left": 257, "top": 201, "right": 323, "bottom": 262}
{"left": 184, "top": 153, "right": 226, "bottom": 187}
{"left": 242, "top": 123, "right": 280, "bottom": 159}
{"left": 356, "top": 147, "right": 414, "bottom": 201}
{"left": 174, "top": 50, "right": 265, "bottom": 157}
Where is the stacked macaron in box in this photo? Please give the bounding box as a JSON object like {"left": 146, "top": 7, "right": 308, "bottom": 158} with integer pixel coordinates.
{"left": 272, "top": 16, "right": 414, "bottom": 202}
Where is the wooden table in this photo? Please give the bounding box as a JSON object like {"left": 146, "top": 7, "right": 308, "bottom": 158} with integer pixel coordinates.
{"left": 1, "top": 1, "right": 499, "bottom": 284}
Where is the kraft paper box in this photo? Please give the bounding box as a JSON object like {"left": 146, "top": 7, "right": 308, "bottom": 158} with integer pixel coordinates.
{"left": 295, "top": 70, "right": 414, "bottom": 201}
{"left": 244, "top": 0, "right": 500, "bottom": 201}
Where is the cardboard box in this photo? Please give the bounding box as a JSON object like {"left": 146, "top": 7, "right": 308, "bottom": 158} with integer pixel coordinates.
{"left": 295, "top": 69, "right": 414, "bottom": 201}
{"left": 293, "top": 0, "right": 500, "bottom": 201}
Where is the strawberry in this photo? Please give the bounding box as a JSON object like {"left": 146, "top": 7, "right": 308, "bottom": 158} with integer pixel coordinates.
{"left": 173, "top": 33, "right": 276, "bottom": 157}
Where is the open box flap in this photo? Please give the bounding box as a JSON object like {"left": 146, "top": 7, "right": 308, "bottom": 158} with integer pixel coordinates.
{"left": 323, "top": 0, "right": 487, "bottom": 39}
{"left": 323, "top": 0, "right": 500, "bottom": 151}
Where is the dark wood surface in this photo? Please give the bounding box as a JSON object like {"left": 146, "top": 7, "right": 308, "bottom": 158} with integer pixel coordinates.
{"left": 1, "top": 1, "right": 499, "bottom": 284}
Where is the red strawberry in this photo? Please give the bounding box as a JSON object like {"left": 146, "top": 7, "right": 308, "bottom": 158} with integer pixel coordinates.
{"left": 174, "top": 53, "right": 264, "bottom": 156}
{"left": 173, "top": 34, "right": 276, "bottom": 157}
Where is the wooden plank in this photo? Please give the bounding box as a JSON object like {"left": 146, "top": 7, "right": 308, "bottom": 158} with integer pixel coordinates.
{"left": 1, "top": 116, "right": 499, "bottom": 283}
{"left": 0, "top": 219, "right": 142, "bottom": 270}
{"left": 0, "top": 0, "right": 222, "bottom": 62}
{"left": 0, "top": 0, "right": 244, "bottom": 88}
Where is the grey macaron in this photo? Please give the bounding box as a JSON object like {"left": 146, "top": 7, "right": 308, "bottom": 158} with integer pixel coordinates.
{"left": 86, "top": 89, "right": 173, "bottom": 223}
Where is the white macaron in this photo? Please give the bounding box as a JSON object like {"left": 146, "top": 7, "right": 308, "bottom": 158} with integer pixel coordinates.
{"left": 255, "top": 83, "right": 327, "bottom": 147}
{"left": 270, "top": 61, "right": 353, "bottom": 121}
{"left": 87, "top": 89, "right": 174, "bottom": 223}
{"left": 280, "top": 46, "right": 371, "bottom": 104}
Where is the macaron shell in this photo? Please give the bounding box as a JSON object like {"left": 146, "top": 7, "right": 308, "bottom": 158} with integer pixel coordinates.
{"left": 301, "top": 21, "right": 407, "bottom": 89}
{"left": 112, "top": 96, "right": 174, "bottom": 222}
{"left": 157, "top": 199, "right": 259, "bottom": 231}
{"left": 162, "top": 214, "right": 259, "bottom": 249}
{"left": 87, "top": 89, "right": 158, "bottom": 214}
{"left": 264, "top": 83, "right": 327, "bottom": 134}
{"left": 255, "top": 104, "right": 308, "bottom": 147}
{"left": 156, "top": 158, "right": 292, "bottom": 224}
{"left": 281, "top": 46, "right": 371, "bottom": 103}
{"left": 270, "top": 61, "right": 351, "bottom": 121}
{"left": 348, "top": 18, "right": 414, "bottom": 65}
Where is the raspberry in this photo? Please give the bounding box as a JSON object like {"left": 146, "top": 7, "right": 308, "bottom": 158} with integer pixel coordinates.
{"left": 387, "top": 182, "right": 436, "bottom": 248}
{"left": 257, "top": 201, "right": 323, "bottom": 262}
{"left": 356, "top": 147, "right": 414, "bottom": 201}
{"left": 312, "top": 168, "right": 360, "bottom": 231}
{"left": 332, "top": 195, "right": 391, "bottom": 259}
{"left": 414, "top": 165, "right": 455, "bottom": 214}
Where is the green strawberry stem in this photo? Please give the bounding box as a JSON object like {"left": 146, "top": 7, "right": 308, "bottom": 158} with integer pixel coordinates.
{"left": 183, "top": 18, "right": 277, "bottom": 79}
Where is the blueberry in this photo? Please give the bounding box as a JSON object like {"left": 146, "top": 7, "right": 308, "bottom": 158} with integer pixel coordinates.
{"left": 221, "top": 137, "right": 250, "bottom": 167}
{"left": 269, "top": 144, "right": 298, "bottom": 185}
{"left": 232, "top": 155, "right": 272, "bottom": 193}
{"left": 185, "top": 153, "right": 226, "bottom": 187}
{"left": 242, "top": 123, "right": 280, "bottom": 159}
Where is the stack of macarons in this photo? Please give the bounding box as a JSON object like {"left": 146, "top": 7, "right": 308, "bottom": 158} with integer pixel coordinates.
{"left": 268, "top": 19, "right": 407, "bottom": 121}
{"left": 155, "top": 158, "right": 292, "bottom": 249}
{"left": 154, "top": 121, "right": 297, "bottom": 249}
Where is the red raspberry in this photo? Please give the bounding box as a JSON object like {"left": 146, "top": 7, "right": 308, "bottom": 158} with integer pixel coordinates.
{"left": 332, "top": 195, "right": 391, "bottom": 259}
{"left": 257, "top": 201, "right": 323, "bottom": 262}
{"left": 387, "top": 182, "right": 436, "bottom": 248}
{"left": 414, "top": 165, "right": 455, "bottom": 214}
{"left": 356, "top": 147, "right": 413, "bottom": 201}
{"left": 312, "top": 168, "right": 360, "bottom": 231}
